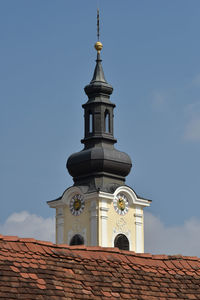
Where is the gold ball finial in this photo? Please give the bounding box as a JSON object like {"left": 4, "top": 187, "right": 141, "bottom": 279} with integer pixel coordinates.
{"left": 94, "top": 41, "right": 103, "bottom": 53}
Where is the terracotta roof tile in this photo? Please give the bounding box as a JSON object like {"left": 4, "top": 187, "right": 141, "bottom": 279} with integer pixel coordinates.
{"left": 1, "top": 235, "right": 200, "bottom": 299}
{"left": 29, "top": 273, "right": 38, "bottom": 279}
{"left": 3, "top": 235, "right": 19, "bottom": 241}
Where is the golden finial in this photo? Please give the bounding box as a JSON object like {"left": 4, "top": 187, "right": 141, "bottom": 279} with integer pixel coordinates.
{"left": 95, "top": 41, "right": 103, "bottom": 53}
{"left": 94, "top": 8, "right": 103, "bottom": 53}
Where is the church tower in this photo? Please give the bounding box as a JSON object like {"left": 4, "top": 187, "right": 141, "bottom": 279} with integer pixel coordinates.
{"left": 48, "top": 20, "right": 151, "bottom": 252}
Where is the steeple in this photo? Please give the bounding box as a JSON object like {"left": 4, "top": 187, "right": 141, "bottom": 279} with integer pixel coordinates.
{"left": 67, "top": 39, "right": 132, "bottom": 193}
{"left": 48, "top": 12, "right": 151, "bottom": 252}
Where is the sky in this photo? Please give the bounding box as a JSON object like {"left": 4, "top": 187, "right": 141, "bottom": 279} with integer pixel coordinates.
{"left": 1, "top": 0, "right": 200, "bottom": 256}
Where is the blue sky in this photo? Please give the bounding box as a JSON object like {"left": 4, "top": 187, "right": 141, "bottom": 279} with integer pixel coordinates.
{"left": 1, "top": 0, "right": 200, "bottom": 255}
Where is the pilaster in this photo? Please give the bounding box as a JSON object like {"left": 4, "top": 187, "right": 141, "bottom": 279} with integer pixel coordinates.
{"left": 56, "top": 207, "right": 64, "bottom": 244}
{"left": 90, "top": 200, "right": 98, "bottom": 246}
{"left": 99, "top": 198, "right": 109, "bottom": 247}
{"left": 134, "top": 206, "right": 144, "bottom": 253}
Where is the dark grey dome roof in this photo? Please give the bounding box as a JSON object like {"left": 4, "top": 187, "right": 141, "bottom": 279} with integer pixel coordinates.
{"left": 67, "top": 146, "right": 132, "bottom": 181}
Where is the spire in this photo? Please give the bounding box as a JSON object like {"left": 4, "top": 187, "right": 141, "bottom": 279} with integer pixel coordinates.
{"left": 90, "top": 51, "right": 106, "bottom": 84}
{"left": 84, "top": 10, "right": 113, "bottom": 97}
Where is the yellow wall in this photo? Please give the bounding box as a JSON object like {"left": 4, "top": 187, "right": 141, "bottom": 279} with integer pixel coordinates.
{"left": 98, "top": 198, "right": 138, "bottom": 251}
{"left": 54, "top": 189, "right": 146, "bottom": 252}
{"left": 63, "top": 200, "right": 91, "bottom": 245}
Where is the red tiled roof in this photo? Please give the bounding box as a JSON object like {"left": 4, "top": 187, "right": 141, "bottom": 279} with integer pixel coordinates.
{"left": 1, "top": 234, "right": 200, "bottom": 299}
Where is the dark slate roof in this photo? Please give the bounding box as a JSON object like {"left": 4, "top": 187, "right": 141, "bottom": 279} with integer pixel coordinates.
{"left": 1, "top": 235, "right": 200, "bottom": 299}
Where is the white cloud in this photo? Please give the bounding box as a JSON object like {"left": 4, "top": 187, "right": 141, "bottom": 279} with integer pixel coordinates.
{"left": 145, "top": 211, "right": 200, "bottom": 257}
{"left": 0, "top": 211, "right": 55, "bottom": 243}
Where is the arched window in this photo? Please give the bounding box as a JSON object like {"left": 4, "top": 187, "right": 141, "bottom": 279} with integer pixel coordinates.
{"left": 89, "top": 112, "right": 93, "bottom": 133}
{"left": 70, "top": 234, "right": 84, "bottom": 246}
{"left": 114, "top": 234, "right": 129, "bottom": 251}
{"left": 105, "top": 110, "right": 110, "bottom": 133}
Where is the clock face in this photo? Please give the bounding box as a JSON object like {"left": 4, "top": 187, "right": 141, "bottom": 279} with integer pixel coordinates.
{"left": 70, "top": 194, "right": 85, "bottom": 216}
{"left": 113, "top": 194, "right": 129, "bottom": 215}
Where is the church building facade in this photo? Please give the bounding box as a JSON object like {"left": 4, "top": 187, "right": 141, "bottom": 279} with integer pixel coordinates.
{"left": 48, "top": 40, "right": 151, "bottom": 252}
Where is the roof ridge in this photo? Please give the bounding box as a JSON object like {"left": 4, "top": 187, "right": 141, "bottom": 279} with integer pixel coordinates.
{"left": 0, "top": 234, "right": 200, "bottom": 261}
